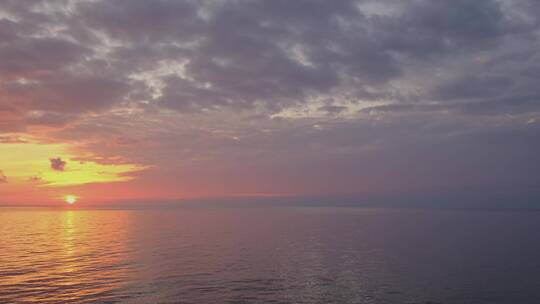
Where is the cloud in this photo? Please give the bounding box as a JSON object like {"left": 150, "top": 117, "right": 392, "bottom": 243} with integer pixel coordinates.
{"left": 49, "top": 157, "right": 66, "bottom": 171}
{"left": 1, "top": 0, "right": 540, "bottom": 205}
{"left": 0, "top": 170, "right": 6, "bottom": 183}
{"left": 1, "top": 0, "right": 538, "bottom": 116}
{"left": 0, "top": 135, "right": 27, "bottom": 143}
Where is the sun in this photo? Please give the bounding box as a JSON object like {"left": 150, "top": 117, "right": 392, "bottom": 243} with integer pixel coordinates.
{"left": 65, "top": 195, "right": 77, "bottom": 204}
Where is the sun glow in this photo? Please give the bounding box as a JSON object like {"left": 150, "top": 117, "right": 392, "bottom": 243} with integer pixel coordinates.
{"left": 65, "top": 195, "right": 77, "bottom": 204}
{"left": 0, "top": 141, "right": 146, "bottom": 187}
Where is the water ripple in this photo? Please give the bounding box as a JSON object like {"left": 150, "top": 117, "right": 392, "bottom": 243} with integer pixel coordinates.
{"left": 2, "top": 207, "right": 540, "bottom": 303}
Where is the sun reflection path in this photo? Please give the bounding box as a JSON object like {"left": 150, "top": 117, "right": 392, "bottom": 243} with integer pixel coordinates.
{"left": 0, "top": 210, "right": 136, "bottom": 303}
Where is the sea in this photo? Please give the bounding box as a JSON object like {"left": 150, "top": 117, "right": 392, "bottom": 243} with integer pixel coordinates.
{"left": 1, "top": 206, "right": 540, "bottom": 303}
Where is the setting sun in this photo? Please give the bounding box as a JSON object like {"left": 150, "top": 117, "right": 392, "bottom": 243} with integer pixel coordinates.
{"left": 65, "top": 195, "right": 77, "bottom": 204}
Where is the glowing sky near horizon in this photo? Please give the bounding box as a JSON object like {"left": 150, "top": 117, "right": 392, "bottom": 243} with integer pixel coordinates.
{"left": 1, "top": 0, "right": 539, "bottom": 206}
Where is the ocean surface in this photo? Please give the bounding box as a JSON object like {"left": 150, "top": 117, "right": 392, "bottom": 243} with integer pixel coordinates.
{"left": 1, "top": 206, "right": 540, "bottom": 304}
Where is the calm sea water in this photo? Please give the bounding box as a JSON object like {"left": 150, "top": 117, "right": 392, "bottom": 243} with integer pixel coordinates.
{"left": 1, "top": 206, "right": 540, "bottom": 303}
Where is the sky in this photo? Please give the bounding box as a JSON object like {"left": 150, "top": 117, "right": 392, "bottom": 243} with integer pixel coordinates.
{"left": 0, "top": 0, "right": 539, "bottom": 206}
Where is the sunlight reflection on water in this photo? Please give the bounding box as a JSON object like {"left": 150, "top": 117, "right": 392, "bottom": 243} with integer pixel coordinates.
{"left": 0, "top": 209, "right": 134, "bottom": 303}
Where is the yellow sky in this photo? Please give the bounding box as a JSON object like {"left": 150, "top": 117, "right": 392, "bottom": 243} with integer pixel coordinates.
{"left": 0, "top": 140, "right": 145, "bottom": 188}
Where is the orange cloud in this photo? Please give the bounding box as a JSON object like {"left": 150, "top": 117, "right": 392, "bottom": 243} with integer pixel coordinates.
{"left": 0, "top": 170, "right": 7, "bottom": 183}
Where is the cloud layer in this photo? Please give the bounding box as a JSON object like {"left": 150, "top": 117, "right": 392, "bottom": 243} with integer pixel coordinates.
{"left": 1, "top": 0, "right": 539, "bottom": 205}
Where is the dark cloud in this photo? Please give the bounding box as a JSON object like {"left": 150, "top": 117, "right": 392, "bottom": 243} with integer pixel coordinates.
{"left": 0, "top": 37, "right": 88, "bottom": 80}
{"left": 78, "top": 0, "right": 201, "bottom": 43}
{"left": 49, "top": 157, "right": 66, "bottom": 171}
{"left": 0, "top": 170, "right": 6, "bottom": 183}
{"left": 377, "top": 0, "right": 509, "bottom": 57}
{"left": 74, "top": 0, "right": 398, "bottom": 111}
{"left": 1, "top": 0, "right": 539, "bottom": 115}
{"left": 434, "top": 75, "right": 515, "bottom": 101}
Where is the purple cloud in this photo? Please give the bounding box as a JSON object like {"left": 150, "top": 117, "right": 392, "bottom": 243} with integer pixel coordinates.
{"left": 49, "top": 157, "right": 67, "bottom": 172}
